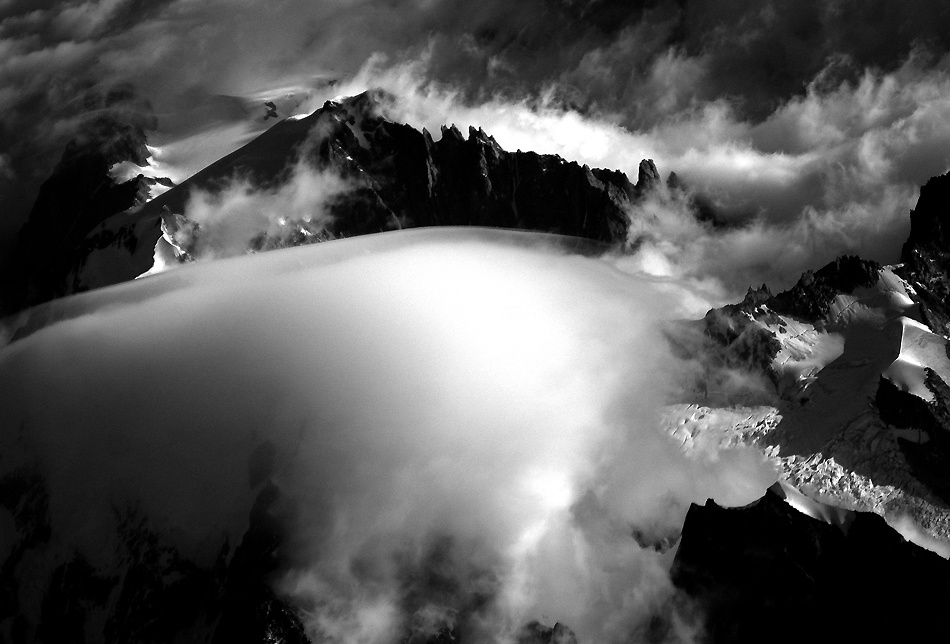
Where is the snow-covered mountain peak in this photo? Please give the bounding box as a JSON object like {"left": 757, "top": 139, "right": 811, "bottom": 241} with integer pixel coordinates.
{"left": 675, "top": 243, "right": 950, "bottom": 555}
{"left": 14, "top": 90, "right": 667, "bottom": 307}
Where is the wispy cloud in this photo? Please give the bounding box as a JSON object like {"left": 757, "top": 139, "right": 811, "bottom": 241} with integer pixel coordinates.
{"left": 167, "top": 159, "right": 352, "bottom": 261}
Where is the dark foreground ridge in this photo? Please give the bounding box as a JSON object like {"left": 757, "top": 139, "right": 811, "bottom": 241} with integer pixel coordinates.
{"left": 0, "top": 442, "right": 310, "bottom": 644}
{"left": 672, "top": 486, "right": 950, "bottom": 643}
{"left": 0, "top": 439, "right": 587, "bottom": 643}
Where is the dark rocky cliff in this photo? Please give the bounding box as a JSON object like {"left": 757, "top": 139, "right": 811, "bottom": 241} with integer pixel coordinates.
{"left": 304, "top": 91, "right": 640, "bottom": 242}
{"left": 4, "top": 113, "right": 162, "bottom": 314}
{"left": 672, "top": 487, "right": 950, "bottom": 643}
{"left": 900, "top": 172, "right": 950, "bottom": 337}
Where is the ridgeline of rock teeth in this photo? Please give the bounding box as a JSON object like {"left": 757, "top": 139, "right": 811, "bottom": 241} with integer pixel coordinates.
{"left": 8, "top": 90, "right": 666, "bottom": 312}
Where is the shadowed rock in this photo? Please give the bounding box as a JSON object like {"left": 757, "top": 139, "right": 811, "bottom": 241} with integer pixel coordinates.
{"left": 672, "top": 488, "right": 950, "bottom": 643}
{"left": 900, "top": 172, "right": 950, "bottom": 336}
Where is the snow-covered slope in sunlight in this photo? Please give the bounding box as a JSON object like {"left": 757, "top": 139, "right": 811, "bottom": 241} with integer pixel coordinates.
{"left": 883, "top": 316, "right": 950, "bottom": 401}
{"left": 670, "top": 258, "right": 950, "bottom": 552}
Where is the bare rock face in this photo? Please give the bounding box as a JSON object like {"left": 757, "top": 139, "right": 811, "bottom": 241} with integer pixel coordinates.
{"left": 692, "top": 254, "right": 881, "bottom": 397}
{"left": 900, "top": 172, "right": 950, "bottom": 336}
{"left": 306, "top": 92, "right": 638, "bottom": 241}
{"left": 767, "top": 255, "right": 881, "bottom": 321}
{"left": 635, "top": 159, "right": 661, "bottom": 195}
{"left": 517, "top": 621, "right": 578, "bottom": 643}
{"left": 702, "top": 287, "right": 783, "bottom": 377}
{"left": 902, "top": 172, "right": 950, "bottom": 265}
{"left": 7, "top": 113, "right": 156, "bottom": 314}
{"left": 876, "top": 368, "right": 950, "bottom": 507}
{"left": 705, "top": 254, "right": 881, "bottom": 342}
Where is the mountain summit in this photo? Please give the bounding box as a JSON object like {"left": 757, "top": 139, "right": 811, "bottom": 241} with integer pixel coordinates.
{"left": 9, "top": 90, "right": 663, "bottom": 307}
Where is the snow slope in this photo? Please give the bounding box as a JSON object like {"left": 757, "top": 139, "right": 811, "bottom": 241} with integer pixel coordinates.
{"left": 668, "top": 265, "right": 950, "bottom": 553}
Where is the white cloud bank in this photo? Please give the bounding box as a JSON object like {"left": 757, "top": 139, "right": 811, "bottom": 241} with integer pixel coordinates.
{"left": 0, "top": 228, "right": 775, "bottom": 642}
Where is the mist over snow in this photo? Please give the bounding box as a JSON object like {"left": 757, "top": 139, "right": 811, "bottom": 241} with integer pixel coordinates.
{"left": 0, "top": 228, "right": 776, "bottom": 642}
{"left": 175, "top": 158, "right": 352, "bottom": 260}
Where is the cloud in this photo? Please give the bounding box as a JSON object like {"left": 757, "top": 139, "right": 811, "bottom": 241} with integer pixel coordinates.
{"left": 163, "top": 157, "right": 353, "bottom": 261}
{"left": 0, "top": 228, "right": 775, "bottom": 641}
{"left": 52, "top": 0, "right": 132, "bottom": 39}
{"left": 0, "top": 2, "right": 168, "bottom": 251}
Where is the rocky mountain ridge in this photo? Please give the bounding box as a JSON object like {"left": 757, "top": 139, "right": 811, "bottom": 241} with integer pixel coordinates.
{"left": 653, "top": 168, "right": 950, "bottom": 638}
{"left": 670, "top": 168, "right": 950, "bottom": 536}
{"left": 0, "top": 92, "right": 660, "bottom": 644}
{"left": 6, "top": 90, "right": 664, "bottom": 314}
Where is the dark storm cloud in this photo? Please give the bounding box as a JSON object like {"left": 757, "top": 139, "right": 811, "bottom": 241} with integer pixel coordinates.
{"left": 5, "top": 0, "right": 949, "bottom": 182}
{"left": 672, "top": 0, "right": 950, "bottom": 117}
{"left": 6, "top": 0, "right": 950, "bottom": 152}
{"left": 528, "top": 0, "right": 950, "bottom": 126}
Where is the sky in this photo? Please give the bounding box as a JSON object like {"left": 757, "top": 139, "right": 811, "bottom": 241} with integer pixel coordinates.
{"left": 4, "top": 0, "right": 950, "bottom": 293}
